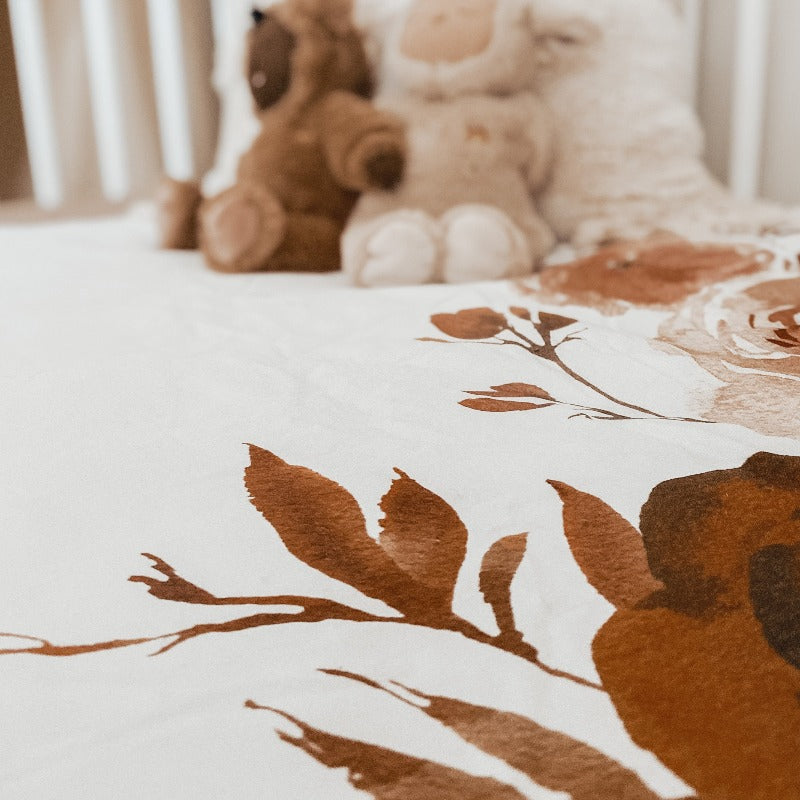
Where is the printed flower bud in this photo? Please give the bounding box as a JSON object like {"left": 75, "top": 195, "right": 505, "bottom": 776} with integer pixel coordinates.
{"left": 431, "top": 308, "right": 508, "bottom": 340}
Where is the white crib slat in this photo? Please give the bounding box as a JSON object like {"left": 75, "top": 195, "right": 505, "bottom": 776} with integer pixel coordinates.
{"left": 682, "top": 0, "right": 703, "bottom": 106}
{"left": 729, "top": 0, "right": 771, "bottom": 200}
{"left": 210, "top": 0, "right": 234, "bottom": 47}
{"left": 80, "top": 0, "right": 130, "bottom": 203}
{"left": 146, "top": 0, "right": 195, "bottom": 181}
{"left": 7, "top": 0, "right": 64, "bottom": 209}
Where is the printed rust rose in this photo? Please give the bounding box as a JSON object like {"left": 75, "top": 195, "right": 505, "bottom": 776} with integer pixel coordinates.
{"left": 593, "top": 452, "right": 800, "bottom": 800}
{"left": 659, "top": 275, "right": 800, "bottom": 437}
{"left": 431, "top": 308, "right": 508, "bottom": 340}
{"left": 534, "top": 238, "right": 770, "bottom": 314}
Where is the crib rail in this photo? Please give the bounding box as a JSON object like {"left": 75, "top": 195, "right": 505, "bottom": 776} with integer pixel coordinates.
{"left": 728, "top": 0, "right": 770, "bottom": 200}
{"left": 7, "top": 0, "right": 63, "bottom": 209}
{"left": 8, "top": 0, "right": 200, "bottom": 210}
{"left": 3, "top": 0, "right": 780, "bottom": 210}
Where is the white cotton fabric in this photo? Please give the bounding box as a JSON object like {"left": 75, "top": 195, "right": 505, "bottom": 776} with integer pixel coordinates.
{"left": 1, "top": 209, "right": 799, "bottom": 798}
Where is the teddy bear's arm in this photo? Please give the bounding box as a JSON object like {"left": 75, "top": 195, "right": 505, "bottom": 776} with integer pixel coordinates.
{"left": 521, "top": 96, "right": 556, "bottom": 193}
{"left": 320, "top": 91, "right": 407, "bottom": 194}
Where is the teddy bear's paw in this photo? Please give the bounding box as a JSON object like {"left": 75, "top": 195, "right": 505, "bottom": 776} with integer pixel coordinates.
{"left": 441, "top": 205, "right": 531, "bottom": 283}
{"left": 364, "top": 147, "right": 405, "bottom": 191}
{"left": 199, "top": 184, "right": 287, "bottom": 273}
{"left": 156, "top": 179, "right": 202, "bottom": 250}
{"left": 346, "top": 130, "right": 406, "bottom": 192}
{"left": 345, "top": 211, "right": 440, "bottom": 287}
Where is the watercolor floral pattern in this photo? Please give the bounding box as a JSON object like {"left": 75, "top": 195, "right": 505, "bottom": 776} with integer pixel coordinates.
{"left": 531, "top": 237, "right": 773, "bottom": 314}
{"left": 3, "top": 445, "right": 798, "bottom": 797}
{"left": 0, "top": 445, "right": 656, "bottom": 799}
{"left": 555, "top": 451, "right": 800, "bottom": 800}
{"left": 659, "top": 274, "right": 800, "bottom": 437}
{"left": 424, "top": 306, "right": 706, "bottom": 422}
{"left": 426, "top": 238, "right": 800, "bottom": 437}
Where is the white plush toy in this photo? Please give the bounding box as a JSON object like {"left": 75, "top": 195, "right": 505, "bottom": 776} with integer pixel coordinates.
{"left": 342, "top": 0, "right": 595, "bottom": 286}
{"left": 532, "top": 0, "right": 800, "bottom": 248}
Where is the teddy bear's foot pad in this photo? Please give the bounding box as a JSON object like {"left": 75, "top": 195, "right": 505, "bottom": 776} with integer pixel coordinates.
{"left": 200, "top": 185, "right": 287, "bottom": 273}
{"left": 353, "top": 211, "right": 439, "bottom": 287}
{"left": 441, "top": 205, "right": 531, "bottom": 283}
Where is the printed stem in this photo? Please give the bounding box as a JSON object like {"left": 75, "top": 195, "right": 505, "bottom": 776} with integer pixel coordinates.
{"left": 504, "top": 324, "right": 545, "bottom": 353}
{"left": 441, "top": 615, "right": 602, "bottom": 691}
{"left": 547, "top": 347, "right": 670, "bottom": 419}
{"left": 503, "top": 321, "right": 710, "bottom": 423}
{"left": 0, "top": 579, "right": 602, "bottom": 693}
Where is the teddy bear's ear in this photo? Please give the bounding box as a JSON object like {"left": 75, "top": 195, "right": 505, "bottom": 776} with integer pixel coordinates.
{"left": 528, "top": 13, "right": 601, "bottom": 67}
{"left": 289, "top": 0, "right": 355, "bottom": 36}
{"left": 247, "top": 10, "right": 297, "bottom": 110}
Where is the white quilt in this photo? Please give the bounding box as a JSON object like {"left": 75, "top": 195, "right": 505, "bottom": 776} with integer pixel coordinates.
{"left": 2, "top": 209, "right": 799, "bottom": 799}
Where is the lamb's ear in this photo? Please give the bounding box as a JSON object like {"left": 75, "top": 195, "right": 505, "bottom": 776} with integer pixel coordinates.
{"left": 529, "top": 13, "right": 601, "bottom": 67}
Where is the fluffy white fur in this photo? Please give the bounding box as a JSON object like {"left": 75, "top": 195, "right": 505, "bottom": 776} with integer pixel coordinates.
{"left": 532, "top": 0, "right": 800, "bottom": 247}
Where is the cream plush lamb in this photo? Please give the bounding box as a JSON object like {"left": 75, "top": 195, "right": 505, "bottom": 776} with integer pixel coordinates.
{"left": 532, "top": 0, "right": 800, "bottom": 248}
{"left": 342, "top": 0, "right": 594, "bottom": 286}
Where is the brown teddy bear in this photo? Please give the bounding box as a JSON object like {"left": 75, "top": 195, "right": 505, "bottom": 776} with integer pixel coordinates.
{"left": 158, "top": 0, "right": 406, "bottom": 274}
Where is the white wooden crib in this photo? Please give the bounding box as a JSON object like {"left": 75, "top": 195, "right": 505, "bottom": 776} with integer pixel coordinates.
{"left": 5, "top": 0, "right": 797, "bottom": 211}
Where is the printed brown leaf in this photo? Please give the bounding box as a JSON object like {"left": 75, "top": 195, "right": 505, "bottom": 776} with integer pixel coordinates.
{"left": 431, "top": 308, "right": 508, "bottom": 340}
{"left": 537, "top": 239, "right": 768, "bottom": 310}
{"left": 467, "top": 384, "right": 555, "bottom": 401}
{"left": 250, "top": 703, "right": 527, "bottom": 800}
{"left": 536, "top": 313, "right": 577, "bottom": 332}
{"left": 410, "top": 692, "right": 664, "bottom": 800}
{"left": 549, "top": 481, "right": 663, "bottom": 609}
{"left": 245, "top": 447, "right": 427, "bottom": 617}
{"left": 479, "top": 534, "right": 528, "bottom": 636}
{"left": 461, "top": 399, "right": 551, "bottom": 413}
{"left": 323, "top": 673, "right": 664, "bottom": 800}
{"left": 510, "top": 306, "right": 532, "bottom": 320}
{"left": 378, "top": 471, "right": 468, "bottom": 608}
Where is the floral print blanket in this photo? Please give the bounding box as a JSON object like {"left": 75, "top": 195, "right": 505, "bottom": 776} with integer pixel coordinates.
{"left": 2, "top": 213, "right": 799, "bottom": 799}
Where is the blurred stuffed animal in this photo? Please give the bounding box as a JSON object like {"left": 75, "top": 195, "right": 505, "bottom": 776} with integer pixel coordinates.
{"left": 158, "top": 0, "right": 406, "bottom": 273}
{"left": 532, "top": 0, "right": 800, "bottom": 249}
{"left": 341, "top": 0, "right": 596, "bottom": 287}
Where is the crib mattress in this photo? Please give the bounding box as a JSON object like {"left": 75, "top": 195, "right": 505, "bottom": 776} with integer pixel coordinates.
{"left": 2, "top": 207, "right": 799, "bottom": 799}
